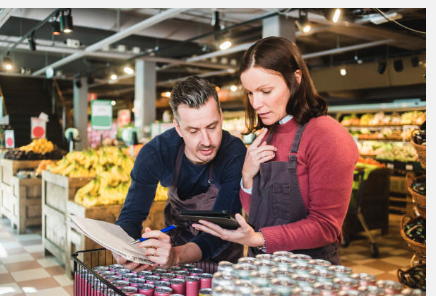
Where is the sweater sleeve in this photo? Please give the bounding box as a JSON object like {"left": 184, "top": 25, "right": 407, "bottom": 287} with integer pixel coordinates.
{"left": 239, "top": 187, "right": 252, "bottom": 214}
{"left": 261, "top": 119, "right": 359, "bottom": 253}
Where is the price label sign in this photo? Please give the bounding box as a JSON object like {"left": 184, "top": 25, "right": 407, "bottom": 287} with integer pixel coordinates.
{"left": 91, "top": 100, "right": 113, "bottom": 130}
{"left": 117, "top": 109, "right": 131, "bottom": 128}
{"left": 5, "top": 130, "right": 14, "bottom": 148}
{"left": 405, "top": 164, "right": 413, "bottom": 171}
{"left": 387, "top": 163, "right": 394, "bottom": 169}
{"left": 31, "top": 117, "right": 47, "bottom": 139}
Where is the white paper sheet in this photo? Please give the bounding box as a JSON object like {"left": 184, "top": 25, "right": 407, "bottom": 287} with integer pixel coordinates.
{"left": 68, "top": 215, "right": 154, "bottom": 265}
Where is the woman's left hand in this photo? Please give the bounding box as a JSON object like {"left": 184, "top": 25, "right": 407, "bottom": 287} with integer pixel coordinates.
{"left": 192, "top": 214, "right": 264, "bottom": 248}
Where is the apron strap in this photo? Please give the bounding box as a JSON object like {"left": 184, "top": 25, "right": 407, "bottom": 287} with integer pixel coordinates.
{"left": 289, "top": 124, "right": 307, "bottom": 160}
{"left": 171, "top": 142, "right": 185, "bottom": 187}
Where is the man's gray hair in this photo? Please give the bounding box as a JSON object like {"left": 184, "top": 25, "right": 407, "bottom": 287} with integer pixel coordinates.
{"left": 169, "top": 76, "right": 221, "bottom": 122}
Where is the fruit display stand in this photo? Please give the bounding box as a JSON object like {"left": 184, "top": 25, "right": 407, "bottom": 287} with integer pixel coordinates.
{"left": 0, "top": 159, "right": 42, "bottom": 232}
{"left": 41, "top": 170, "right": 93, "bottom": 275}
{"left": 0, "top": 176, "right": 42, "bottom": 233}
{"left": 65, "top": 199, "right": 166, "bottom": 278}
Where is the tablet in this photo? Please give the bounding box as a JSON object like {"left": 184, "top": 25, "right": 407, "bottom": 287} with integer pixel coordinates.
{"left": 180, "top": 210, "right": 240, "bottom": 230}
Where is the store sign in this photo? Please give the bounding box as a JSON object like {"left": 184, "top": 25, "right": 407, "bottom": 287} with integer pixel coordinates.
{"left": 31, "top": 117, "right": 47, "bottom": 139}
{"left": 91, "top": 100, "right": 113, "bottom": 130}
{"left": 88, "top": 93, "right": 97, "bottom": 102}
{"left": 117, "top": 109, "right": 131, "bottom": 128}
{"left": 5, "top": 130, "right": 14, "bottom": 148}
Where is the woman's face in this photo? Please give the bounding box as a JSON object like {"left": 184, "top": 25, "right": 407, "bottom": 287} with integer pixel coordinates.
{"left": 240, "top": 66, "right": 292, "bottom": 126}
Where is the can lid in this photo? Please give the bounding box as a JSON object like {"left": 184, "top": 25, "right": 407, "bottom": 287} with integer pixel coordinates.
{"left": 155, "top": 286, "right": 173, "bottom": 292}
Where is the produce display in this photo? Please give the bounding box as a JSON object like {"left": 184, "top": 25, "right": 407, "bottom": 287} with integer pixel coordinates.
{"left": 4, "top": 138, "right": 65, "bottom": 160}
{"left": 350, "top": 127, "right": 412, "bottom": 141}
{"left": 375, "top": 144, "right": 418, "bottom": 162}
{"left": 356, "top": 157, "right": 386, "bottom": 168}
{"left": 341, "top": 111, "right": 426, "bottom": 126}
{"left": 35, "top": 159, "right": 57, "bottom": 175}
{"left": 404, "top": 216, "right": 426, "bottom": 244}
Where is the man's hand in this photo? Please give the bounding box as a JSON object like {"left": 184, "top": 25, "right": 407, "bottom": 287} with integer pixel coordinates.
{"left": 136, "top": 227, "right": 177, "bottom": 269}
{"left": 111, "top": 251, "right": 156, "bottom": 272}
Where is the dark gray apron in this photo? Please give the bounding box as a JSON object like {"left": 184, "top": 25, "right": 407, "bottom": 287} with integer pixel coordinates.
{"left": 164, "top": 143, "right": 243, "bottom": 273}
{"left": 247, "top": 124, "right": 341, "bottom": 265}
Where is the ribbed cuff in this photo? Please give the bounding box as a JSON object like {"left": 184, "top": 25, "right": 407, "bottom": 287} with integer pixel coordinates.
{"left": 240, "top": 178, "right": 252, "bottom": 194}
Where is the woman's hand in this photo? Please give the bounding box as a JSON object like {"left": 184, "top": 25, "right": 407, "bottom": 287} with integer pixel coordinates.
{"left": 137, "top": 227, "right": 176, "bottom": 269}
{"left": 192, "top": 214, "right": 264, "bottom": 248}
{"left": 242, "top": 128, "right": 277, "bottom": 189}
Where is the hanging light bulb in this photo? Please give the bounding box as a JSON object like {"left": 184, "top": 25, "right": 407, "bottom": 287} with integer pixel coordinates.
{"left": 230, "top": 85, "right": 238, "bottom": 92}
{"left": 2, "top": 56, "right": 13, "bottom": 71}
{"left": 123, "top": 65, "right": 134, "bottom": 75}
{"left": 110, "top": 73, "right": 118, "bottom": 81}
{"left": 111, "top": 100, "right": 116, "bottom": 106}
{"left": 219, "top": 40, "right": 232, "bottom": 50}
{"left": 340, "top": 68, "right": 347, "bottom": 76}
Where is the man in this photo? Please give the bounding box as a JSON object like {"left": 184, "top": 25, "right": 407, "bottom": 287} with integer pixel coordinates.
{"left": 115, "top": 76, "right": 246, "bottom": 272}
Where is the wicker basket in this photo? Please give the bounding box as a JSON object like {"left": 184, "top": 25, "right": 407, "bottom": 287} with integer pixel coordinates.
{"left": 410, "top": 130, "right": 426, "bottom": 170}
{"left": 400, "top": 215, "right": 426, "bottom": 256}
{"left": 406, "top": 173, "right": 426, "bottom": 208}
{"left": 416, "top": 205, "right": 426, "bottom": 219}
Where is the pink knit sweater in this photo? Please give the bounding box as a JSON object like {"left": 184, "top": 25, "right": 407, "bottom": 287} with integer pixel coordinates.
{"left": 240, "top": 115, "right": 359, "bottom": 253}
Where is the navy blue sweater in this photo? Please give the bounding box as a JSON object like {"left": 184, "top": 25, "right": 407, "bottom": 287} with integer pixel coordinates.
{"left": 115, "top": 128, "right": 246, "bottom": 260}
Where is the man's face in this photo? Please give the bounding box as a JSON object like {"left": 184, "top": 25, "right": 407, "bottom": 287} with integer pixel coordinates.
{"left": 174, "top": 97, "right": 223, "bottom": 165}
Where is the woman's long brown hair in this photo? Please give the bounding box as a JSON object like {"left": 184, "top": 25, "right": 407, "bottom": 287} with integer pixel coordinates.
{"left": 239, "top": 37, "right": 328, "bottom": 134}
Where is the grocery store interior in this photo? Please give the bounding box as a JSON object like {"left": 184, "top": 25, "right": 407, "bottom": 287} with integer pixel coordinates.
{"left": 0, "top": 7, "right": 427, "bottom": 296}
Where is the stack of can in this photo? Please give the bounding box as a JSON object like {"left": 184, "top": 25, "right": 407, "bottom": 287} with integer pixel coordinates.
{"left": 211, "top": 251, "right": 424, "bottom": 296}
{"left": 74, "top": 263, "right": 213, "bottom": 296}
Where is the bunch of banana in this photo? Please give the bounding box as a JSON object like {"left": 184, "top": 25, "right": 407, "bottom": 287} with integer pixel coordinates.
{"left": 74, "top": 178, "right": 101, "bottom": 204}
{"left": 110, "top": 165, "right": 130, "bottom": 184}
{"left": 118, "top": 154, "right": 135, "bottom": 174}
{"left": 18, "top": 138, "right": 54, "bottom": 154}
{"left": 155, "top": 182, "right": 168, "bottom": 201}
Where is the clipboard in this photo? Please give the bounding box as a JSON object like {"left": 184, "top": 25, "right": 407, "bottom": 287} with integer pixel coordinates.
{"left": 180, "top": 210, "right": 240, "bottom": 230}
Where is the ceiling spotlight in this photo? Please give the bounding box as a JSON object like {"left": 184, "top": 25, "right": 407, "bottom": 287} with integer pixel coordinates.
{"left": 325, "top": 8, "right": 342, "bottom": 23}
{"left": 394, "top": 59, "right": 403, "bottom": 72}
{"left": 411, "top": 56, "right": 419, "bottom": 67}
{"left": 340, "top": 68, "right": 347, "bottom": 76}
{"left": 110, "top": 73, "right": 118, "bottom": 81}
{"left": 378, "top": 60, "right": 387, "bottom": 74}
{"left": 27, "top": 32, "right": 36, "bottom": 51}
{"left": 51, "top": 21, "right": 61, "bottom": 36}
{"left": 123, "top": 65, "right": 134, "bottom": 75}
{"left": 162, "top": 92, "right": 171, "bottom": 98}
{"left": 219, "top": 40, "right": 232, "bottom": 50}
{"left": 230, "top": 85, "right": 238, "bottom": 92}
{"left": 295, "top": 10, "right": 311, "bottom": 33}
{"left": 2, "top": 56, "right": 13, "bottom": 71}
{"left": 60, "top": 9, "right": 73, "bottom": 33}
{"left": 111, "top": 100, "right": 116, "bottom": 106}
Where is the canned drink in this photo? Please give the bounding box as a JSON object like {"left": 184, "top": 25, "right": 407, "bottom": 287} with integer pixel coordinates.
{"left": 174, "top": 270, "right": 190, "bottom": 279}
{"left": 270, "top": 278, "right": 298, "bottom": 296}
{"left": 188, "top": 268, "right": 203, "bottom": 276}
{"left": 122, "top": 273, "right": 139, "bottom": 281}
{"left": 93, "top": 266, "right": 109, "bottom": 273}
{"left": 153, "top": 268, "right": 168, "bottom": 276}
{"left": 233, "top": 263, "right": 257, "bottom": 279}
{"left": 290, "top": 262, "right": 316, "bottom": 275}
{"left": 212, "top": 271, "right": 238, "bottom": 289}
{"left": 129, "top": 277, "right": 146, "bottom": 287}
{"left": 313, "top": 282, "right": 341, "bottom": 295}
{"left": 238, "top": 257, "right": 259, "bottom": 264}
{"left": 137, "top": 270, "right": 153, "bottom": 278}
{"left": 199, "top": 288, "right": 212, "bottom": 296}
{"left": 115, "top": 268, "right": 132, "bottom": 276}
{"left": 234, "top": 279, "right": 256, "bottom": 296}
{"left": 130, "top": 294, "right": 146, "bottom": 296}
{"left": 74, "top": 270, "right": 89, "bottom": 294}
{"left": 249, "top": 271, "right": 274, "bottom": 287}
{"left": 291, "top": 274, "right": 318, "bottom": 288}
{"left": 273, "top": 256, "right": 294, "bottom": 269}
{"left": 169, "top": 294, "right": 185, "bottom": 296}
{"left": 106, "top": 289, "right": 118, "bottom": 296}
{"left": 180, "top": 263, "right": 195, "bottom": 270}
{"left": 154, "top": 280, "right": 171, "bottom": 288}
{"left": 104, "top": 275, "right": 122, "bottom": 283}
{"left": 350, "top": 273, "right": 377, "bottom": 287}
{"left": 333, "top": 277, "right": 360, "bottom": 291}
{"left": 99, "top": 270, "right": 115, "bottom": 278}
{"left": 270, "top": 267, "right": 293, "bottom": 280}
{"left": 337, "top": 291, "right": 366, "bottom": 296}
{"left": 375, "top": 280, "right": 403, "bottom": 295}
{"left": 144, "top": 275, "right": 161, "bottom": 284}
{"left": 170, "top": 278, "right": 186, "bottom": 295}
{"left": 254, "top": 260, "right": 277, "bottom": 272}
{"left": 198, "top": 273, "right": 213, "bottom": 289}
{"left": 185, "top": 276, "right": 200, "bottom": 296}
{"left": 290, "top": 254, "right": 312, "bottom": 261}
{"left": 161, "top": 273, "right": 176, "bottom": 281}
{"left": 113, "top": 279, "right": 130, "bottom": 289}
{"left": 308, "top": 259, "right": 332, "bottom": 270}
{"left": 357, "top": 285, "right": 386, "bottom": 296}
{"left": 309, "top": 269, "right": 336, "bottom": 283}
{"left": 400, "top": 288, "right": 424, "bottom": 296}
{"left": 327, "top": 265, "right": 353, "bottom": 278}
{"left": 292, "top": 286, "right": 322, "bottom": 296}
{"left": 217, "top": 261, "right": 234, "bottom": 275}
{"left": 169, "top": 266, "right": 182, "bottom": 272}
{"left": 255, "top": 253, "right": 275, "bottom": 261}
{"left": 252, "top": 287, "right": 281, "bottom": 296}
{"left": 109, "top": 263, "right": 124, "bottom": 271}
{"left": 92, "top": 283, "right": 108, "bottom": 296}
{"left": 121, "top": 286, "right": 138, "bottom": 295}
{"left": 213, "top": 286, "right": 243, "bottom": 296}
{"left": 154, "top": 286, "right": 173, "bottom": 296}
{"left": 137, "top": 283, "right": 155, "bottom": 296}
{"left": 273, "top": 251, "right": 294, "bottom": 258}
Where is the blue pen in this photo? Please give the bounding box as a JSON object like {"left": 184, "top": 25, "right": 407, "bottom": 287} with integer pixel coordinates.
{"left": 130, "top": 225, "right": 176, "bottom": 244}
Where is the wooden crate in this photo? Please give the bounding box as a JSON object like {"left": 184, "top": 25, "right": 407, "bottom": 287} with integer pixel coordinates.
{"left": 65, "top": 200, "right": 166, "bottom": 277}
{"left": 0, "top": 159, "right": 41, "bottom": 186}
{"left": 0, "top": 176, "right": 42, "bottom": 234}
{"left": 41, "top": 170, "right": 93, "bottom": 272}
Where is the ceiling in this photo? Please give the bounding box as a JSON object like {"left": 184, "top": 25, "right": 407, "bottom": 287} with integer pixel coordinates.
{"left": 0, "top": 8, "right": 426, "bottom": 107}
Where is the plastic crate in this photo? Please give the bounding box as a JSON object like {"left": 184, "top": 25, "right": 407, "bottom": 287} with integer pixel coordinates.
{"left": 72, "top": 248, "right": 127, "bottom": 296}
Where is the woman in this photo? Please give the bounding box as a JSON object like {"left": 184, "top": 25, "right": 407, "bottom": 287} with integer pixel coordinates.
{"left": 193, "top": 36, "right": 359, "bottom": 264}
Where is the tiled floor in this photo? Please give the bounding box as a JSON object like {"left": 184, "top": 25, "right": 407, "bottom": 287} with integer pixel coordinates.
{"left": 0, "top": 214, "right": 423, "bottom": 295}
